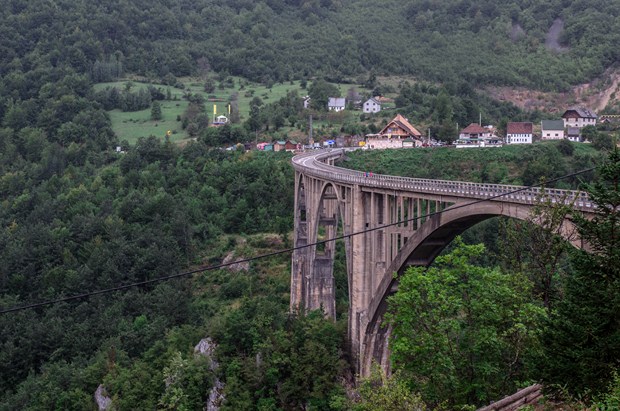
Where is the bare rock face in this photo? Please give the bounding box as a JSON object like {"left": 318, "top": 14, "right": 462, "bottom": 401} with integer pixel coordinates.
{"left": 206, "top": 379, "right": 225, "bottom": 411}
{"left": 194, "top": 337, "right": 219, "bottom": 371}
{"left": 195, "top": 338, "right": 225, "bottom": 410}
{"left": 222, "top": 252, "right": 250, "bottom": 272}
{"left": 94, "top": 385, "right": 112, "bottom": 411}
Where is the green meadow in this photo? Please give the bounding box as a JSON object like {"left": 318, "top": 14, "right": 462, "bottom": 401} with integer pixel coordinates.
{"left": 108, "top": 101, "right": 188, "bottom": 144}
{"left": 96, "top": 77, "right": 374, "bottom": 145}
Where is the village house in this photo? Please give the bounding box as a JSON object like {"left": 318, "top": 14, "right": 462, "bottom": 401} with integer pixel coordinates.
{"left": 328, "top": 97, "right": 346, "bottom": 112}
{"left": 599, "top": 114, "right": 620, "bottom": 124}
{"left": 567, "top": 126, "right": 581, "bottom": 142}
{"left": 541, "top": 120, "right": 565, "bottom": 140}
{"left": 273, "top": 140, "right": 287, "bottom": 152}
{"left": 302, "top": 96, "right": 311, "bottom": 109}
{"left": 366, "top": 114, "right": 423, "bottom": 149}
{"left": 363, "top": 97, "right": 381, "bottom": 113}
{"left": 459, "top": 123, "right": 491, "bottom": 140}
{"left": 561, "top": 107, "right": 597, "bottom": 128}
{"left": 284, "top": 140, "right": 302, "bottom": 152}
{"left": 506, "top": 122, "right": 533, "bottom": 144}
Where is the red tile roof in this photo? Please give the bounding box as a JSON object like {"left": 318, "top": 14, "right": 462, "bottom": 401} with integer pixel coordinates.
{"left": 461, "top": 123, "right": 486, "bottom": 134}
{"left": 506, "top": 122, "right": 533, "bottom": 135}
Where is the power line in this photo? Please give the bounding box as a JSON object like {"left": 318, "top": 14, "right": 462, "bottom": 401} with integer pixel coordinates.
{"left": 0, "top": 166, "right": 595, "bottom": 315}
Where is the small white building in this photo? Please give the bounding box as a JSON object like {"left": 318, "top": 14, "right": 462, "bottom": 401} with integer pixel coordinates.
{"left": 506, "top": 122, "right": 533, "bottom": 144}
{"left": 363, "top": 97, "right": 381, "bottom": 113}
{"left": 567, "top": 126, "right": 581, "bottom": 142}
{"left": 302, "top": 96, "right": 311, "bottom": 109}
{"left": 541, "top": 120, "right": 565, "bottom": 140}
{"left": 328, "top": 97, "right": 346, "bottom": 112}
{"left": 212, "top": 115, "right": 229, "bottom": 127}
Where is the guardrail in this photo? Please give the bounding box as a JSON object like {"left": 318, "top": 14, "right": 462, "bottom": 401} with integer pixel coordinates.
{"left": 292, "top": 149, "right": 594, "bottom": 211}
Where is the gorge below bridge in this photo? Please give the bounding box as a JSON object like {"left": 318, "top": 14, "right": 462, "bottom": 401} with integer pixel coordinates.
{"left": 290, "top": 149, "right": 596, "bottom": 377}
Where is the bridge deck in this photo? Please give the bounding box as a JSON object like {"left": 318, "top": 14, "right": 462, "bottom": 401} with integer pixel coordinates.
{"left": 292, "top": 149, "right": 594, "bottom": 211}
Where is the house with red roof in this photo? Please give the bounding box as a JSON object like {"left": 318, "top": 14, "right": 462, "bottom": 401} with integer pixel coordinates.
{"left": 366, "top": 114, "right": 424, "bottom": 149}
{"left": 459, "top": 123, "right": 491, "bottom": 140}
{"left": 506, "top": 122, "right": 533, "bottom": 144}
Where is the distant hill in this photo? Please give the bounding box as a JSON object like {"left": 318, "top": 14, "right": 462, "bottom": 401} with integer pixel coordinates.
{"left": 1, "top": 0, "right": 619, "bottom": 91}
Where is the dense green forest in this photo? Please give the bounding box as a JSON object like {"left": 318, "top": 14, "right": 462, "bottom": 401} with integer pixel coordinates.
{"left": 1, "top": 0, "right": 620, "bottom": 409}
{"left": 2, "top": 0, "right": 620, "bottom": 91}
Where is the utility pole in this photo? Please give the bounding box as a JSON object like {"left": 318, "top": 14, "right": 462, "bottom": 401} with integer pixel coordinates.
{"left": 308, "top": 114, "right": 313, "bottom": 147}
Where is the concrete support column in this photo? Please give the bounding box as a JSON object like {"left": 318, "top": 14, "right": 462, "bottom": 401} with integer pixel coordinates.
{"left": 349, "top": 183, "right": 368, "bottom": 372}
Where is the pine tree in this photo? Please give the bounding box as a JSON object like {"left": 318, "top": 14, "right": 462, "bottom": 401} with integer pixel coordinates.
{"left": 151, "top": 101, "right": 162, "bottom": 121}
{"left": 540, "top": 148, "right": 620, "bottom": 397}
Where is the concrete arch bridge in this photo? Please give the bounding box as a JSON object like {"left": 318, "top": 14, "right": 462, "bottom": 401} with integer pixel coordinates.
{"left": 290, "top": 149, "right": 595, "bottom": 377}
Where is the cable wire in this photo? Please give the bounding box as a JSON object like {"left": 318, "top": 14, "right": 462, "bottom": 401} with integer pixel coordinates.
{"left": 0, "top": 166, "right": 595, "bottom": 315}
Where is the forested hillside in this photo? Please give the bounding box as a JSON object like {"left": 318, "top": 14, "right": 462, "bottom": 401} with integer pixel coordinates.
{"left": 2, "top": 0, "right": 620, "bottom": 92}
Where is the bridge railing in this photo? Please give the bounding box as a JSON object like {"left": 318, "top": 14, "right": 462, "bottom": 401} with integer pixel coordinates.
{"left": 292, "top": 149, "right": 594, "bottom": 211}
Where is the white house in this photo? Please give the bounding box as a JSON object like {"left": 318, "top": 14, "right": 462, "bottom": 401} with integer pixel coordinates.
{"left": 506, "top": 122, "right": 533, "bottom": 144}
{"left": 302, "top": 96, "right": 311, "bottom": 109}
{"left": 328, "top": 97, "right": 346, "bottom": 112}
{"left": 363, "top": 97, "right": 381, "bottom": 113}
{"left": 562, "top": 108, "right": 597, "bottom": 128}
{"left": 541, "top": 120, "right": 565, "bottom": 140}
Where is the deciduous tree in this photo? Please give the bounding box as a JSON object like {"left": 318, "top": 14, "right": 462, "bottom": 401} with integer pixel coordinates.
{"left": 387, "top": 238, "right": 545, "bottom": 408}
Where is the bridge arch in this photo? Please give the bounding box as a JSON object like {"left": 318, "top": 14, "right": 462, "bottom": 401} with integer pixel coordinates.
{"left": 361, "top": 201, "right": 581, "bottom": 376}
{"left": 308, "top": 180, "right": 350, "bottom": 319}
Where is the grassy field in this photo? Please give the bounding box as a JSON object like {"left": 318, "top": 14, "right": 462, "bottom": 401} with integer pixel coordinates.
{"left": 96, "top": 77, "right": 375, "bottom": 145}
{"left": 108, "top": 100, "right": 188, "bottom": 144}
